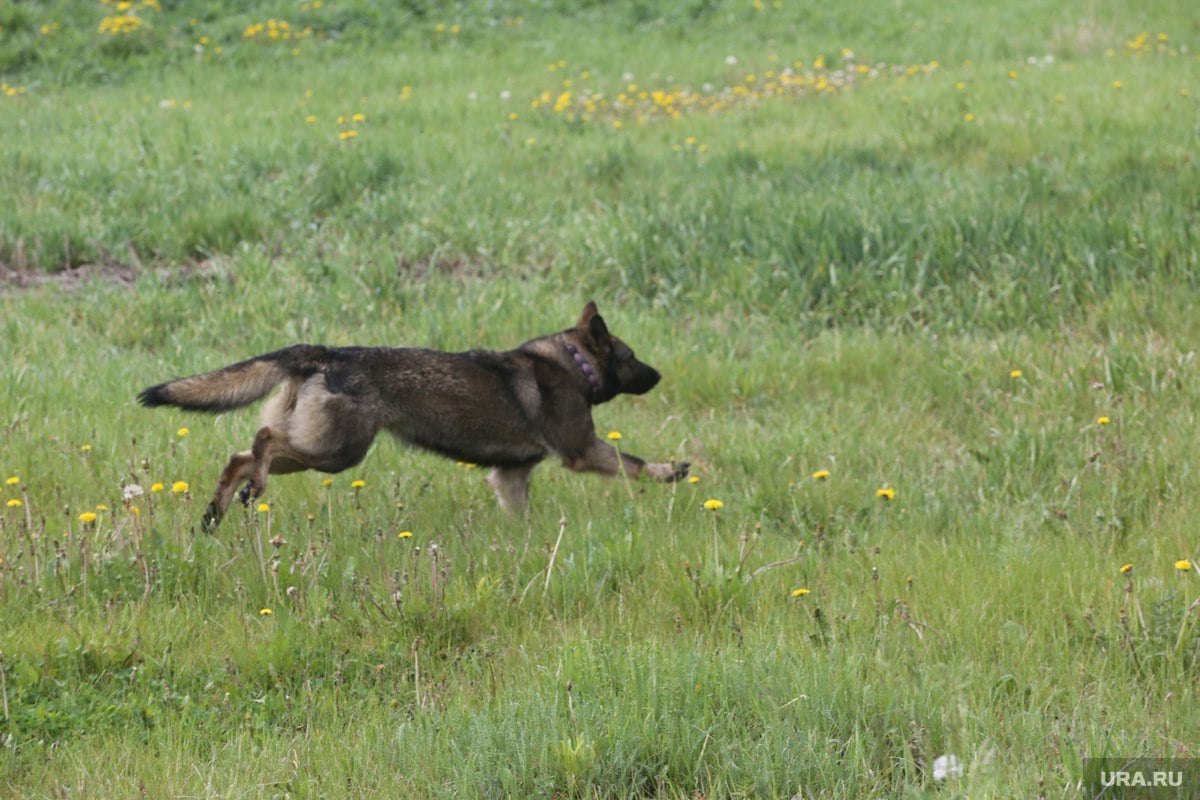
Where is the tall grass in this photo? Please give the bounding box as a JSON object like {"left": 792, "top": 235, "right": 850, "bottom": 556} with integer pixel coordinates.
{"left": 2, "top": 0, "right": 1196, "bottom": 328}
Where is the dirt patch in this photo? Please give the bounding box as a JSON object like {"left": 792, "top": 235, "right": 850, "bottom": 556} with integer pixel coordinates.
{"left": 0, "top": 261, "right": 140, "bottom": 292}
{"left": 0, "top": 258, "right": 233, "bottom": 293}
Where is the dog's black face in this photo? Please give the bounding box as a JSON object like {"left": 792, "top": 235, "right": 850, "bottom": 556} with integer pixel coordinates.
{"left": 611, "top": 338, "right": 661, "bottom": 396}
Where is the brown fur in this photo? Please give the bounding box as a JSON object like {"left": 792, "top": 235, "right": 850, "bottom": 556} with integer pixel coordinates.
{"left": 138, "top": 301, "right": 688, "bottom": 530}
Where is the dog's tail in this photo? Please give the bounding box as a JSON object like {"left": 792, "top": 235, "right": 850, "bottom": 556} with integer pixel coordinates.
{"left": 137, "top": 345, "right": 324, "bottom": 412}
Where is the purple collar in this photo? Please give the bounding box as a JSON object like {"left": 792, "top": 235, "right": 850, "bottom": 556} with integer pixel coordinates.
{"left": 565, "top": 344, "right": 600, "bottom": 395}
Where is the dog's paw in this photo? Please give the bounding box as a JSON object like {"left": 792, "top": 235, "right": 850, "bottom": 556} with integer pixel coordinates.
{"left": 200, "top": 502, "right": 223, "bottom": 533}
{"left": 647, "top": 461, "right": 690, "bottom": 482}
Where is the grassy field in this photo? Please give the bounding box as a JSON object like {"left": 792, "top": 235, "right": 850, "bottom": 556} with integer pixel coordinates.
{"left": 2, "top": 1, "right": 1199, "bottom": 797}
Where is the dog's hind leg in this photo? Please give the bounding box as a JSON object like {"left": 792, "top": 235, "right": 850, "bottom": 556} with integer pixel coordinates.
{"left": 201, "top": 426, "right": 312, "bottom": 531}
{"left": 486, "top": 465, "right": 535, "bottom": 513}
{"left": 245, "top": 425, "right": 312, "bottom": 497}
{"left": 202, "top": 449, "right": 257, "bottom": 532}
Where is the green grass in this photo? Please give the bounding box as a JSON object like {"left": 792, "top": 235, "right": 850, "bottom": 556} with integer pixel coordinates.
{"left": 2, "top": 1, "right": 1200, "bottom": 797}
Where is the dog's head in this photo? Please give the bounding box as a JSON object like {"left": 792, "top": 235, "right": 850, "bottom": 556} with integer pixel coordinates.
{"left": 576, "top": 301, "right": 661, "bottom": 402}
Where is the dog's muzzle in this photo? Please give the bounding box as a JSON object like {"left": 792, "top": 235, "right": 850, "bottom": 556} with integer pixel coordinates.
{"left": 624, "top": 367, "right": 661, "bottom": 396}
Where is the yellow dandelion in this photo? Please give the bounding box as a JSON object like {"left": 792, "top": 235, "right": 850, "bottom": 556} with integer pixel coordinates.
{"left": 1119, "top": 563, "right": 1133, "bottom": 574}
{"left": 790, "top": 588, "right": 810, "bottom": 597}
{"left": 812, "top": 469, "right": 831, "bottom": 480}
{"left": 1010, "top": 369, "right": 1022, "bottom": 378}
{"left": 78, "top": 512, "right": 98, "bottom": 524}
{"left": 351, "top": 479, "right": 366, "bottom": 489}
{"left": 352, "top": 112, "right": 365, "bottom": 122}
{"left": 963, "top": 112, "right": 976, "bottom": 122}
{"left": 1097, "top": 416, "right": 1111, "bottom": 425}
{"left": 398, "top": 531, "right": 413, "bottom": 539}
{"left": 151, "top": 482, "right": 165, "bottom": 493}
{"left": 1112, "top": 80, "right": 1123, "bottom": 90}
{"left": 305, "top": 114, "right": 317, "bottom": 123}
{"left": 4, "top": 476, "right": 18, "bottom": 486}
{"left": 338, "top": 129, "right": 358, "bottom": 141}
{"left": 177, "top": 427, "right": 189, "bottom": 437}
{"left": 703, "top": 498, "right": 724, "bottom": 510}
{"left": 95, "top": 504, "right": 109, "bottom": 512}
{"left": 687, "top": 475, "right": 700, "bottom": 484}
{"left": 606, "top": 431, "right": 623, "bottom": 440}
{"left": 257, "top": 502, "right": 270, "bottom": 513}
{"left": 260, "top": 608, "right": 273, "bottom": 616}
{"left": 80, "top": 444, "right": 92, "bottom": 452}
{"left": 6, "top": 499, "right": 22, "bottom": 508}
{"left": 171, "top": 481, "right": 189, "bottom": 493}
{"left": 322, "top": 478, "right": 334, "bottom": 487}
{"left": 1176, "top": 560, "right": 1194, "bottom": 572}
{"left": 876, "top": 487, "right": 897, "bottom": 500}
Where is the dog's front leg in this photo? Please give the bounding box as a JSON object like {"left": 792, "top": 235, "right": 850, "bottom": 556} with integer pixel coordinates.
{"left": 642, "top": 461, "right": 691, "bottom": 481}
{"left": 563, "top": 438, "right": 689, "bottom": 482}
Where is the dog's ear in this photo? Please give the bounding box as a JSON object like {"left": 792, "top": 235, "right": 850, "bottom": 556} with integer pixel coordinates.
{"left": 578, "top": 300, "right": 609, "bottom": 342}
{"left": 577, "top": 300, "right": 599, "bottom": 327}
